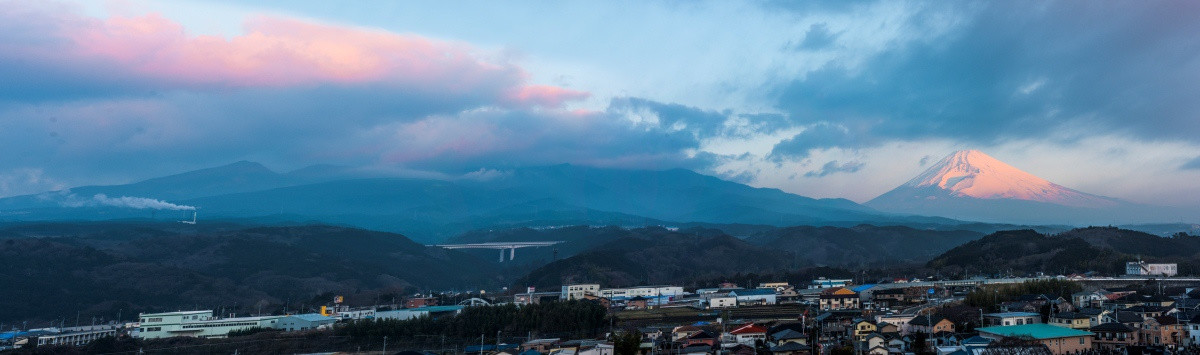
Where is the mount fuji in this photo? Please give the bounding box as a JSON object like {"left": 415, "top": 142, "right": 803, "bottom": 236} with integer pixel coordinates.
{"left": 867, "top": 150, "right": 1181, "bottom": 225}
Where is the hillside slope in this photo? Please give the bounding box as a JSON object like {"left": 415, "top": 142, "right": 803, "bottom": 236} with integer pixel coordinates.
{"left": 0, "top": 223, "right": 498, "bottom": 323}
{"left": 927, "top": 227, "right": 1200, "bottom": 275}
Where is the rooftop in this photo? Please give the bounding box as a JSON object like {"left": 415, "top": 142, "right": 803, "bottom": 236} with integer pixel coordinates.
{"left": 985, "top": 312, "right": 1040, "bottom": 318}
{"left": 977, "top": 324, "right": 1093, "bottom": 340}
{"left": 139, "top": 310, "right": 213, "bottom": 317}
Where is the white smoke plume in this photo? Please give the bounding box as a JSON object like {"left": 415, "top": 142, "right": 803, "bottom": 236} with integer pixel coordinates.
{"left": 62, "top": 193, "right": 196, "bottom": 211}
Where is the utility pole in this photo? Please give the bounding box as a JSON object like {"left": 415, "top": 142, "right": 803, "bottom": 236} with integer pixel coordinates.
{"left": 383, "top": 335, "right": 388, "bottom": 355}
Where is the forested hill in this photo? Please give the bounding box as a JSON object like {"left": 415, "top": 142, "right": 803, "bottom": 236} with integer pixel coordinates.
{"left": 515, "top": 227, "right": 796, "bottom": 288}
{"left": 744, "top": 225, "right": 983, "bottom": 267}
{"left": 927, "top": 227, "right": 1200, "bottom": 276}
{"left": 0, "top": 223, "right": 499, "bottom": 324}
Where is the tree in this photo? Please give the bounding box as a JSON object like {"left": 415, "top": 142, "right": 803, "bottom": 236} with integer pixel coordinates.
{"left": 611, "top": 329, "right": 643, "bottom": 355}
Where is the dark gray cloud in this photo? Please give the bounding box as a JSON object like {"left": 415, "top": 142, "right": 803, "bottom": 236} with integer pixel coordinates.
{"left": 804, "top": 160, "right": 864, "bottom": 178}
{"left": 769, "top": 123, "right": 859, "bottom": 161}
{"left": 774, "top": 1, "right": 1200, "bottom": 147}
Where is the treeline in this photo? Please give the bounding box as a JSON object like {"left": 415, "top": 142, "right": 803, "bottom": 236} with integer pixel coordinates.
{"left": 337, "top": 300, "right": 609, "bottom": 341}
{"left": 963, "top": 279, "right": 1082, "bottom": 311}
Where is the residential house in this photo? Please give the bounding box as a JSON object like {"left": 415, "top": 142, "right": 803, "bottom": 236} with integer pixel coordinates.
{"left": 1139, "top": 315, "right": 1183, "bottom": 348}
{"left": 864, "top": 333, "right": 888, "bottom": 355}
{"left": 1105, "top": 311, "right": 1145, "bottom": 329}
{"left": 872, "top": 289, "right": 907, "bottom": 308}
{"left": 672, "top": 326, "right": 702, "bottom": 341}
{"left": 1125, "top": 305, "right": 1171, "bottom": 318}
{"left": 819, "top": 288, "right": 860, "bottom": 311}
{"left": 1089, "top": 322, "right": 1136, "bottom": 351}
{"left": 1185, "top": 314, "right": 1200, "bottom": 346}
{"left": 876, "top": 322, "right": 899, "bottom": 335}
{"left": 682, "top": 330, "right": 718, "bottom": 348}
{"left": 977, "top": 324, "right": 1093, "bottom": 355}
{"left": 1047, "top": 312, "right": 1091, "bottom": 330}
{"left": 983, "top": 312, "right": 1041, "bottom": 327}
{"left": 627, "top": 296, "right": 650, "bottom": 310}
{"left": 875, "top": 314, "right": 915, "bottom": 335}
{"left": 730, "top": 323, "right": 768, "bottom": 346}
{"left": 769, "top": 342, "right": 812, "bottom": 355}
{"left": 1072, "top": 290, "right": 1111, "bottom": 309}
{"left": 770, "top": 329, "right": 807, "bottom": 346}
{"left": 1076, "top": 308, "right": 1109, "bottom": 328}
{"left": 908, "top": 316, "right": 955, "bottom": 335}
{"left": 850, "top": 319, "right": 877, "bottom": 343}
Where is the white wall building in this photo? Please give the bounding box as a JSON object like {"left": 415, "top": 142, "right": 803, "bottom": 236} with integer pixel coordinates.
{"left": 30, "top": 326, "right": 119, "bottom": 348}
{"left": 599, "top": 285, "right": 684, "bottom": 300}
{"left": 709, "top": 297, "right": 737, "bottom": 309}
{"left": 1126, "top": 261, "right": 1177, "bottom": 277}
{"left": 136, "top": 310, "right": 283, "bottom": 339}
{"left": 561, "top": 284, "right": 601, "bottom": 300}
{"left": 810, "top": 278, "right": 852, "bottom": 289}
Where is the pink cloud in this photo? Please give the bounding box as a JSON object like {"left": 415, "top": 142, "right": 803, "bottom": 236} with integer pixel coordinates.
{"left": 2, "top": 1, "right": 586, "bottom": 107}
{"left": 504, "top": 85, "right": 591, "bottom": 108}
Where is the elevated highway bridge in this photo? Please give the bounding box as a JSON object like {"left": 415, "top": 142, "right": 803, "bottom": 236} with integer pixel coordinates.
{"left": 431, "top": 241, "right": 564, "bottom": 262}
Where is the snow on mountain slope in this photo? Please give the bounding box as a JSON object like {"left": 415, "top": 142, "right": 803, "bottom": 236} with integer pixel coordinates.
{"left": 899, "top": 150, "right": 1118, "bottom": 208}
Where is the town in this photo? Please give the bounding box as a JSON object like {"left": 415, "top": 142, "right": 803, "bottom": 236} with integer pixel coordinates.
{"left": 3, "top": 261, "right": 1199, "bottom": 354}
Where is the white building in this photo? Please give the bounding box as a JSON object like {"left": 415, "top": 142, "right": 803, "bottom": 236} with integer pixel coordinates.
{"left": 599, "top": 285, "right": 684, "bottom": 300}
{"left": 375, "top": 306, "right": 465, "bottom": 321}
{"left": 561, "top": 284, "right": 601, "bottom": 300}
{"left": 729, "top": 289, "right": 777, "bottom": 306}
{"left": 1126, "top": 261, "right": 1177, "bottom": 277}
{"left": 136, "top": 310, "right": 283, "bottom": 339}
{"left": 709, "top": 297, "right": 737, "bottom": 309}
{"left": 30, "top": 326, "right": 119, "bottom": 348}
{"left": 810, "top": 278, "right": 852, "bottom": 289}
{"left": 277, "top": 314, "right": 337, "bottom": 332}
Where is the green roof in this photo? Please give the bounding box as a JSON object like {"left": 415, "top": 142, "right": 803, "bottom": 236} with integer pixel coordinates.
{"left": 977, "top": 324, "right": 1092, "bottom": 340}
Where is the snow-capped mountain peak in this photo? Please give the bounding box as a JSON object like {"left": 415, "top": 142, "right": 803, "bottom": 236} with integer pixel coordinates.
{"left": 898, "top": 150, "right": 1117, "bottom": 208}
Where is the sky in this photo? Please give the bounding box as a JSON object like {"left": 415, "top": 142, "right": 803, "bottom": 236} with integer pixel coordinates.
{"left": 1, "top": 0, "right": 1199, "bottom": 207}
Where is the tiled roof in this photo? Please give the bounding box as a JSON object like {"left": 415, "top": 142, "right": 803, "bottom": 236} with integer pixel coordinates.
{"left": 1090, "top": 323, "right": 1134, "bottom": 332}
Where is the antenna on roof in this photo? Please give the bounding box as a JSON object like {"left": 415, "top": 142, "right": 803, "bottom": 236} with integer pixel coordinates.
{"left": 180, "top": 211, "right": 197, "bottom": 225}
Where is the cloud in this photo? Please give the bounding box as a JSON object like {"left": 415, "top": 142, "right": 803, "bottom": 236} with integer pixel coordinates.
{"left": 796, "top": 23, "right": 839, "bottom": 50}
{"left": 769, "top": 123, "right": 858, "bottom": 161}
{"left": 1182, "top": 156, "right": 1200, "bottom": 170}
{"left": 0, "top": 1, "right": 586, "bottom": 108}
{"left": 804, "top": 160, "right": 864, "bottom": 178}
{"left": 62, "top": 193, "right": 195, "bottom": 210}
{"left": 773, "top": 2, "right": 1200, "bottom": 146}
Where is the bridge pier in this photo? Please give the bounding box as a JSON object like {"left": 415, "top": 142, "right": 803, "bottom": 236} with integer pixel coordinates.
{"left": 510, "top": 247, "right": 515, "bottom": 261}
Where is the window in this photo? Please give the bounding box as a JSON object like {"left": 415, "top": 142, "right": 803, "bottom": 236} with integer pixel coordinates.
{"left": 1080, "top": 338, "right": 1084, "bottom": 344}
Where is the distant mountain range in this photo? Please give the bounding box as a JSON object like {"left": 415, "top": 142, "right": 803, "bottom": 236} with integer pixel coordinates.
{"left": 0, "top": 157, "right": 1193, "bottom": 241}
{"left": 0, "top": 162, "right": 959, "bottom": 242}
{"left": 868, "top": 150, "right": 1192, "bottom": 225}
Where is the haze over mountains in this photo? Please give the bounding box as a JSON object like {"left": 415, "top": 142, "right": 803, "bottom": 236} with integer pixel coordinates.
{"left": 0, "top": 153, "right": 1192, "bottom": 241}
{"left": 0, "top": 162, "right": 949, "bottom": 243}
{"left": 868, "top": 150, "right": 1194, "bottom": 225}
